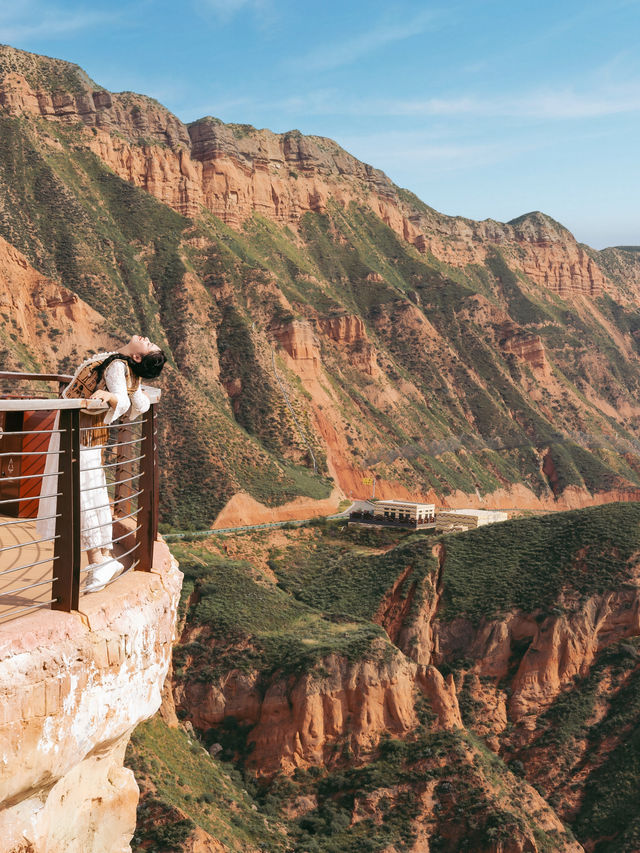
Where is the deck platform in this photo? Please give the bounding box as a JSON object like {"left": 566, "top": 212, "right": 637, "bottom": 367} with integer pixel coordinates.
{"left": 0, "top": 514, "right": 133, "bottom": 623}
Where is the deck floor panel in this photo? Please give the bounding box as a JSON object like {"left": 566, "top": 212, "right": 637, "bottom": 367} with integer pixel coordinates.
{"left": 0, "top": 514, "right": 132, "bottom": 622}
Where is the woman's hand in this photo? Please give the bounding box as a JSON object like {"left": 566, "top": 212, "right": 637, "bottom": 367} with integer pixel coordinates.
{"left": 90, "top": 390, "right": 118, "bottom": 409}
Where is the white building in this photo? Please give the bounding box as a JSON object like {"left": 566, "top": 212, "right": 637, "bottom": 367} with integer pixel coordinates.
{"left": 373, "top": 500, "right": 436, "bottom": 524}
{"left": 435, "top": 508, "right": 508, "bottom": 533}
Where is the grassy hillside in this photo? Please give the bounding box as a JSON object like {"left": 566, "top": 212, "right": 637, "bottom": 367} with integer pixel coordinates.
{"left": 438, "top": 502, "right": 640, "bottom": 623}
{"left": 126, "top": 716, "right": 288, "bottom": 851}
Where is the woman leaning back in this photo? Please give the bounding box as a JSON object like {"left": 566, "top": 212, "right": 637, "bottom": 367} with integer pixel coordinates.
{"left": 62, "top": 335, "right": 166, "bottom": 591}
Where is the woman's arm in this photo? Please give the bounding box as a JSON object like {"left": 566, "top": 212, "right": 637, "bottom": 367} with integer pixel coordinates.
{"left": 101, "top": 360, "right": 132, "bottom": 423}
{"left": 128, "top": 384, "right": 151, "bottom": 421}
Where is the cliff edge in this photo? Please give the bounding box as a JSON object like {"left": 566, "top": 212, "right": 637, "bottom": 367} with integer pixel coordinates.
{"left": 0, "top": 540, "right": 182, "bottom": 853}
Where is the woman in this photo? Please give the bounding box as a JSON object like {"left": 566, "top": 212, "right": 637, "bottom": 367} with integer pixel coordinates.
{"left": 61, "top": 335, "right": 166, "bottom": 591}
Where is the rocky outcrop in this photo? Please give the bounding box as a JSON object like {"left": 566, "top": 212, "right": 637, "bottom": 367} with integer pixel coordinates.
{"left": 0, "top": 46, "right": 613, "bottom": 301}
{"left": 272, "top": 314, "right": 380, "bottom": 378}
{"left": 176, "top": 644, "right": 461, "bottom": 775}
{"left": 188, "top": 119, "right": 388, "bottom": 228}
{"left": 87, "top": 128, "right": 203, "bottom": 217}
{"left": 518, "top": 242, "right": 604, "bottom": 296}
{"left": 431, "top": 579, "right": 640, "bottom": 732}
{"left": 247, "top": 651, "right": 418, "bottom": 774}
{"left": 0, "top": 541, "right": 182, "bottom": 852}
{"left": 271, "top": 320, "right": 321, "bottom": 367}
{"left": 317, "top": 314, "right": 379, "bottom": 377}
{"left": 509, "top": 584, "right": 640, "bottom": 724}
{"left": 317, "top": 314, "right": 368, "bottom": 345}
{"left": 496, "top": 321, "right": 551, "bottom": 377}
{"left": 408, "top": 210, "right": 608, "bottom": 296}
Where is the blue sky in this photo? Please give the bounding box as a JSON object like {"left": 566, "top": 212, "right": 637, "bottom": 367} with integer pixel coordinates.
{"left": 1, "top": 0, "right": 638, "bottom": 248}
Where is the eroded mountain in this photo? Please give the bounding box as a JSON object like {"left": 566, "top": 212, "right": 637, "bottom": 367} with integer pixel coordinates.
{"left": 1, "top": 44, "right": 640, "bottom": 527}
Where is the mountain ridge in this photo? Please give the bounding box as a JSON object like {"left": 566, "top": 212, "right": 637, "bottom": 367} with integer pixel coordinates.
{"left": 0, "top": 45, "right": 617, "bottom": 255}
{"left": 1, "top": 43, "right": 640, "bottom": 527}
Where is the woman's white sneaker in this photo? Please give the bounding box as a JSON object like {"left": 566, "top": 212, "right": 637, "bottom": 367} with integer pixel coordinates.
{"left": 85, "top": 557, "right": 124, "bottom": 593}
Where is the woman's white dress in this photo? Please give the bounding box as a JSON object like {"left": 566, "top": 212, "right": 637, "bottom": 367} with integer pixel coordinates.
{"left": 37, "top": 352, "right": 150, "bottom": 551}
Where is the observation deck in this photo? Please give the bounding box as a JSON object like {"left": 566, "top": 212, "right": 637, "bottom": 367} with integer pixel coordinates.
{"left": 0, "top": 371, "right": 161, "bottom": 622}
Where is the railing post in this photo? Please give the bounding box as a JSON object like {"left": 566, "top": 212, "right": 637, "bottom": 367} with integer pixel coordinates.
{"left": 136, "top": 405, "right": 156, "bottom": 572}
{"left": 152, "top": 406, "right": 159, "bottom": 544}
{"left": 52, "top": 409, "right": 81, "bottom": 611}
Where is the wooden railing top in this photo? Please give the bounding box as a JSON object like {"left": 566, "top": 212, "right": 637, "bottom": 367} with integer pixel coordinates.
{"left": 0, "top": 370, "right": 162, "bottom": 411}
{"left": 0, "top": 371, "right": 73, "bottom": 383}
{"left": 0, "top": 398, "right": 109, "bottom": 412}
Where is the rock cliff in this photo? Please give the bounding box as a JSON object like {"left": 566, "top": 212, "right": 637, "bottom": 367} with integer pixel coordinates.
{"left": 2, "top": 42, "right": 640, "bottom": 528}
{"left": 168, "top": 508, "right": 640, "bottom": 850}
{"left": 0, "top": 541, "right": 182, "bottom": 852}
{"left": 176, "top": 645, "right": 461, "bottom": 775}
{"left": 0, "top": 45, "right": 612, "bottom": 302}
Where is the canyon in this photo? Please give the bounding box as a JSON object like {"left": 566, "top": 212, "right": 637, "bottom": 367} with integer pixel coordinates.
{"left": 0, "top": 43, "right": 639, "bottom": 853}
{"left": 158, "top": 504, "right": 640, "bottom": 851}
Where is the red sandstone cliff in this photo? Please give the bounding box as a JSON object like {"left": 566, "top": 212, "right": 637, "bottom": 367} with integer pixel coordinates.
{"left": 174, "top": 642, "right": 461, "bottom": 776}
{"left": 0, "top": 45, "right": 612, "bottom": 304}
{"left": 430, "top": 579, "right": 640, "bottom": 731}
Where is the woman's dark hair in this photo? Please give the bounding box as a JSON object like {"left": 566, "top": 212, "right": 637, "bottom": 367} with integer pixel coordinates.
{"left": 94, "top": 350, "right": 167, "bottom": 382}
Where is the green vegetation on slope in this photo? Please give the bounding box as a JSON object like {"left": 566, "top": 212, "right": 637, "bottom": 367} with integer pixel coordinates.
{"left": 126, "top": 716, "right": 287, "bottom": 851}
{"left": 268, "top": 525, "right": 438, "bottom": 621}
{"left": 439, "top": 502, "right": 640, "bottom": 623}
{"left": 171, "top": 538, "right": 388, "bottom": 682}
{"left": 513, "top": 634, "right": 640, "bottom": 851}
{"left": 127, "top": 719, "right": 572, "bottom": 853}
{"left": 552, "top": 637, "right": 640, "bottom": 851}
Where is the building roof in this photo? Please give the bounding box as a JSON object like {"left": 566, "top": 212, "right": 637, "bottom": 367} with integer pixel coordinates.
{"left": 438, "top": 508, "right": 507, "bottom": 518}
{"left": 376, "top": 500, "right": 435, "bottom": 508}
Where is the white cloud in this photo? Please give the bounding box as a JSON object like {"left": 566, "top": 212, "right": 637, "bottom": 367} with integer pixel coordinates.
{"left": 0, "top": 2, "right": 116, "bottom": 42}
{"left": 259, "top": 76, "right": 640, "bottom": 122}
{"left": 196, "top": 0, "right": 273, "bottom": 25}
{"left": 396, "top": 86, "right": 640, "bottom": 120}
{"left": 286, "top": 7, "right": 446, "bottom": 73}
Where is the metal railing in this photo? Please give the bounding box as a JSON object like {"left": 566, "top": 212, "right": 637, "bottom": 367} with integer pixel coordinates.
{"left": 0, "top": 372, "right": 160, "bottom": 623}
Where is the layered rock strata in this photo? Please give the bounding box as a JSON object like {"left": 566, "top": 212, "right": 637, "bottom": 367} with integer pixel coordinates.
{"left": 0, "top": 540, "right": 182, "bottom": 853}
{"left": 175, "top": 646, "right": 461, "bottom": 775}
{"left": 0, "top": 45, "right": 611, "bottom": 298}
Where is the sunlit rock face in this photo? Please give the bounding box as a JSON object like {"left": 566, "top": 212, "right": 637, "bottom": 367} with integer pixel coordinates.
{"left": 0, "top": 541, "right": 182, "bottom": 853}
{"left": 0, "top": 46, "right": 609, "bottom": 300}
